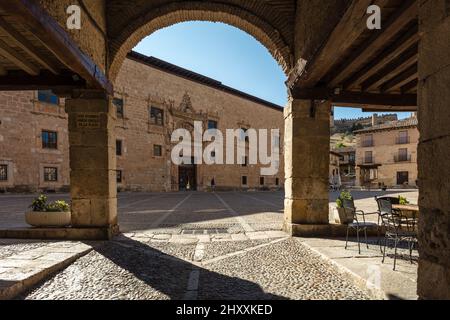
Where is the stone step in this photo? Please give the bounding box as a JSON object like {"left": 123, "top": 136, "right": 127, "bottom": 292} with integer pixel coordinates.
{"left": 0, "top": 242, "right": 93, "bottom": 300}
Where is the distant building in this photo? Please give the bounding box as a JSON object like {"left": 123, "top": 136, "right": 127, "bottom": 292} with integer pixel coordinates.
{"left": 333, "top": 147, "right": 356, "bottom": 187}
{"left": 354, "top": 117, "right": 419, "bottom": 189}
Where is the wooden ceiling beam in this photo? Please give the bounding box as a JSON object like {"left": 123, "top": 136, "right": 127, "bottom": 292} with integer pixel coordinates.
{"left": 0, "top": 65, "right": 7, "bottom": 76}
{"left": 362, "top": 44, "right": 418, "bottom": 92}
{"left": 0, "top": 16, "right": 60, "bottom": 74}
{"left": 295, "top": 0, "right": 389, "bottom": 88}
{"left": 326, "top": 0, "right": 418, "bottom": 87}
{"left": 0, "top": 38, "right": 40, "bottom": 75}
{"left": 291, "top": 87, "right": 416, "bottom": 107}
{"left": 0, "top": 70, "right": 86, "bottom": 90}
{"left": 0, "top": 0, "right": 113, "bottom": 94}
{"left": 342, "top": 23, "right": 419, "bottom": 90}
{"left": 380, "top": 64, "right": 418, "bottom": 92}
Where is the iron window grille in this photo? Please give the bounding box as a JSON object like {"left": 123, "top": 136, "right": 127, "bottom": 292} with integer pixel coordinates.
{"left": 42, "top": 130, "right": 58, "bottom": 149}
{"left": 0, "top": 165, "right": 7, "bottom": 181}
{"left": 44, "top": 167, "right": 58, "bottom": 182}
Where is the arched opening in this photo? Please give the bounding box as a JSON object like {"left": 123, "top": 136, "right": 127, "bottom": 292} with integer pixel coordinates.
{"left": 112, "top": 21, "right": 287, "bottom": 234}
{"left": 107, "top": 2, "right": 294, "bottom": 82}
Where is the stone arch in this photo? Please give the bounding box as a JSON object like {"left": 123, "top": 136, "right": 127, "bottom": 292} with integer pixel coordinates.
{"left": 108, "top": 1, "right": 294, "bottom": 82}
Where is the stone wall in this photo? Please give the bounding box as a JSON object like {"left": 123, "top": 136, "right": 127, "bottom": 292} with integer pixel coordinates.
{"left": 0, "top": 91, "right": 70, "bottom": 193}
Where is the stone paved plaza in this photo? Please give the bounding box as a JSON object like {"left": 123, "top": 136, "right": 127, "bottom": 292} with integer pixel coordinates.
{"left": 0, "top": 190, "right": 419, "bottom": 300}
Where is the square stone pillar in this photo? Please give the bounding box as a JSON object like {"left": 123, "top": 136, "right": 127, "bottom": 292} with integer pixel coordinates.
{"left": 417, "top": 1, "right": 450, "bottom": 300}
{"left": 284, "top": 99, "right": 331, "bottom": 236}
{"left": 66, "top": 92, "right": 118, "bottom": 238}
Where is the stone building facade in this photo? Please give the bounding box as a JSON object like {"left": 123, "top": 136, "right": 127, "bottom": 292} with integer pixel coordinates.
{"left": 0, "top": 52, "right": 285, "bottom": 193}
{"left": 355, "top": 117, "right": 419, "bottom": 189}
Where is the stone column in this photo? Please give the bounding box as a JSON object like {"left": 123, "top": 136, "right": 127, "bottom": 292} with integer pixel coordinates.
{"left": 66, "top": 91, "right": 118, "bottom": 239}
{"left": 284, "top": 99, "right": 331, "bottom": 236}
{"left": 417, "top": 1, "right": 450, "bottom": 299}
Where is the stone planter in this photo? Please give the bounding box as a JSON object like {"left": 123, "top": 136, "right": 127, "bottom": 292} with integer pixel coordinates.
{"left": 337, "top": 207, "right": 354, "bottom": 225}
{"left": 25, "top": 211, "right": 71, "bottom": 228}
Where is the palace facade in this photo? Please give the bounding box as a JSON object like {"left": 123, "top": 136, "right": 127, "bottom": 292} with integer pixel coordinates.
{"left": 0, "top": 52, "right": 285, "bottom": 193}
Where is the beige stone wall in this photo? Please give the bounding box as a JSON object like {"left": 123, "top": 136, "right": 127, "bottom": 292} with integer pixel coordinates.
{"left": 355, "top": 126, "right": 419, "bottom": 188}
{"left": 0, "top": 91, "right": 70, "bottom": 192}
{"left": 114, "top": 58, "right": 285, "bottom": 192}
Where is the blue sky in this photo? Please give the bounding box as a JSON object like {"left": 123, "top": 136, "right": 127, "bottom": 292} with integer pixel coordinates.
{"left": 134, "top": 21, "right": 412, "bottom": 120}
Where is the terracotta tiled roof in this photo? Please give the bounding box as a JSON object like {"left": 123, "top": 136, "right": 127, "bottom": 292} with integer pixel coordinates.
{"left": 127, "top": 51, "right": 284, "bottom": 112}
{"left": 354, "top": 117, "right": 418, "bottom": 134}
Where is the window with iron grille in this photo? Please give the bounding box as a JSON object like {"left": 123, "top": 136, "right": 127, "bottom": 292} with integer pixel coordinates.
{"left": 150, "top": 107, "right": 164, "bottom": 126}
{"left": 154, "top": 145, "right": 162, "bottom": 157}
{"left": 117, "top": 170, "right": 123, "bottom": 183}
{"left": 38, "top": 90, "right": 59, "bottom": 105}
{"left": 113, "top": 98, "right": 124, "bottom": 118}
{"left": 44, "top": 167, "right": 58, "bottom": 182}
{"left": 42, "top": 130, "right": 58, "bottom": 149}
{"left": 0, "top": 165, "right": 7, "bottom": 181}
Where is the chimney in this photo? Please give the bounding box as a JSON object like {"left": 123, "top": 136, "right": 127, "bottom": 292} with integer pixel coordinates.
{"left": 372, "top": 113, "right": 378, "bottom": 126}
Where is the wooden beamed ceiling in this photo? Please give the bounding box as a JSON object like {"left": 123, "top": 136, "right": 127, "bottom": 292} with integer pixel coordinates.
{"left": 0, "top": 0, "right": 111, "bottom": 93}
{"left": 292, "top": 0, "right": 419, "bottom": 109}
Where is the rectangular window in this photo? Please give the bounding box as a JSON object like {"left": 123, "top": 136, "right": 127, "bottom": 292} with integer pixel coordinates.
{"left": 242, "top": 176, "right": 248, "bottom": 186}
{"left": 154, "top": 145, "right": 163, "bottom": 157}
{"left": 0, "top": 164, "right": 7, "bottom": 181}
{"left": 396, "top": 148, "right": 409, "bottom": 162}
{"left": 42, "top": 130, "right": 58, "bottom": 149}
{"left": 38, "top": 90, "right": 59, "bottom": 105}
{"left": 113, "top": 98, "right": 124, "bottom": 118}
{"left": 260, "top": 177, "right": 265, "bottom": 186}
{"left": 150, "top": 107, "right": 164, "bottom": 126}
{"left": 397, "top": 171, "right": 409, "bottom": 185}
{"left": 117, "top": 170, "right": 123, "bottom": 183}
{"left": 116, "top": 140, "right": 123, "bottom": 156}
{"left": 364, "top": 151, "right": 373, "bottom": 164}
{"left": 208, "top": 120, "right": 218, "bottom": 130}
{"left": 44, "top": 167, "right": 58, "bottom": 182}
{"left": 362, "top": 134, "right": 374, "bottom": 147}
{"left": 275, "top": 178, "right": 280, "bottom": 186}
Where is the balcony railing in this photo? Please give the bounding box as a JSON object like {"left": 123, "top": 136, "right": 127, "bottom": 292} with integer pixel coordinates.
{"left": 361, "top": 140, "right": 374, "bottom": 147}
{"left": 394, "top": 154, "right": 412, "bottom": 162}
{"left": 396, "top": 136, "right": 410, "bottom": 144}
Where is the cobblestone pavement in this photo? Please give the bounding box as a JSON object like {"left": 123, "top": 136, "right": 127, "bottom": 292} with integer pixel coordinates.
{"left": 0, "top": 190, "right": 418, "bottom": 300}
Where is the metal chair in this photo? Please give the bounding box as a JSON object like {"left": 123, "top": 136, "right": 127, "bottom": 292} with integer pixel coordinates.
{"left": 377, "top": 198, "right": 417, "bottom": 271}
{"left": 344, "top": 198, "right": 379, "bottom": 254}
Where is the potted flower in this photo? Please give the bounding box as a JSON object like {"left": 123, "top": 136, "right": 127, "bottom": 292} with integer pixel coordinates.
{"left": 25, "top": 195, "right": 71, "bottom": 227}
{"left": 335, "top": 190, "right": 354, "bottom": 224}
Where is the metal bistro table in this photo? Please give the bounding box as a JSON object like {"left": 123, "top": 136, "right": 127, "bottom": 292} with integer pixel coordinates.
{"left": 393, "top": 204, "right": 419, "bottom": 230}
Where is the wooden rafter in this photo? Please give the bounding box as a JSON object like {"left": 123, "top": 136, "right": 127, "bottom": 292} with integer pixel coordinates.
{"left": 361, "top": 44, "right": 418, "bottom": 92}
{"left": 0, "top": 16, "right": 59, "bottom": 74}
{"left": 294, "top": 0, "right": 389, "bottom": 88}
{"left": 380, "top": 64, "right": 418, "bottom": 92}
{"left": 0, "top": 0, "right": 113, "bottom": 94}
{"left": 342, "top": 23, "right": 419, "bottom": 90}
{"left": 325, "top": 0, "right": 418, "bottom": 87}
{"left": 401, "top": 79, "right": 418, "bottom": 94}
{"left": 0, "top": 37, "right": 40, "bottom": 75}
